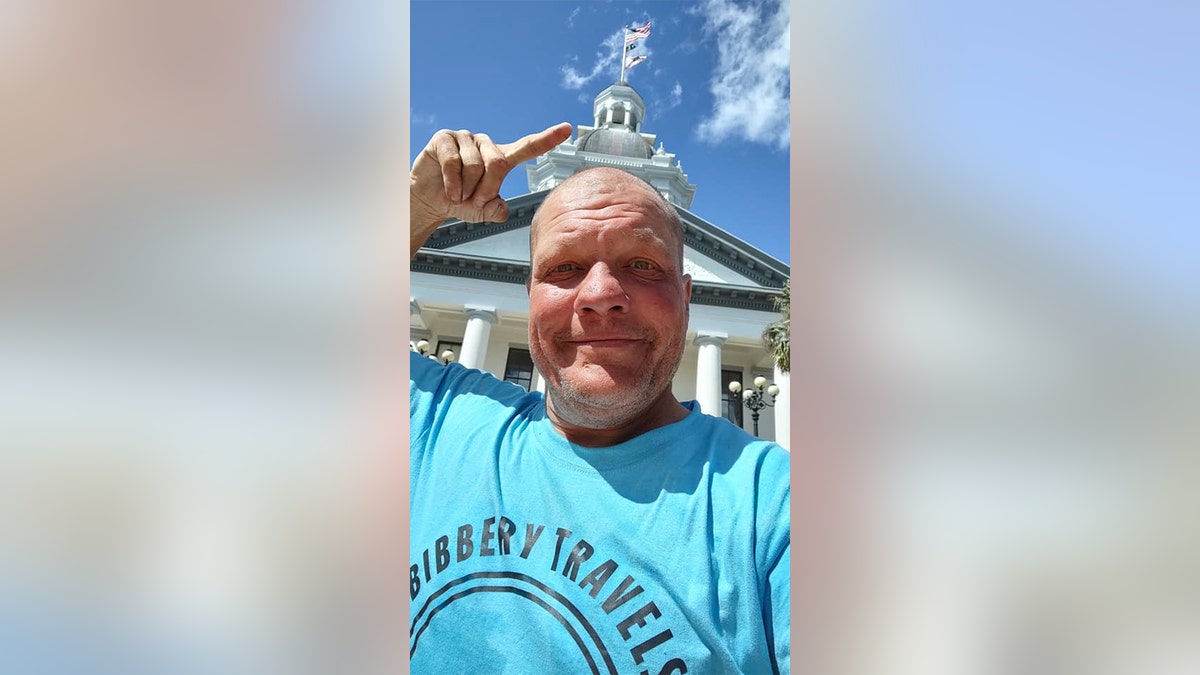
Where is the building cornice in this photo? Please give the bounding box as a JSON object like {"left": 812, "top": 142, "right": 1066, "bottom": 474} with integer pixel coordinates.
{"left": 420, "top": 191, "right": 789, "bottom": 290}
{"left": 677, "top": 210, "right": 789, "bottom": 287}
{"left": 422, "top": 190, "right": 549, "bottom": 251}
{"left": 411, "top": 250, "right": 531, "bottom": 285}
{"left": 411, "top": 249, "right": 783, "bottom": 313}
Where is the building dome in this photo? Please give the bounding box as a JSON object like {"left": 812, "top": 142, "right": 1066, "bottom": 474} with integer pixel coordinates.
{"left": 576, "top": 126, "right": 654, "bottom": 159}
{"left": 526, "top": 79, "right": 697, "bottom": 208}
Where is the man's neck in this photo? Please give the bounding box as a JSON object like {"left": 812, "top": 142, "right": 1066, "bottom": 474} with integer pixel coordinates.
{"left": 545, "top": 392, "right": 690, "bottom": 447}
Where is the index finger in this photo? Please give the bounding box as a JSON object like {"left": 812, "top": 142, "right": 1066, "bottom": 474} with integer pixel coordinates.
{"left": 498, "top": 122, "right": 573, "bottom": 165}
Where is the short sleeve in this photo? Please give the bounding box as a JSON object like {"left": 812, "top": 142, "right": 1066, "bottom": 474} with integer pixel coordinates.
{"left": 409, "top": 351, "right": 449, "bottom": 449}
{"left": 409, "top": 351, "right": 537, "bottom": 457}
{"left": 765, "top": 541, "right": 790, "bottom": 674}
{"left": 757, "top": 445, "right": 791, "bottom": 674}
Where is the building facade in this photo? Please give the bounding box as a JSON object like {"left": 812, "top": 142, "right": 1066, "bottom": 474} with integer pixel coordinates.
{"left": 410, "top": 82, "right": 790, "bottom": 446}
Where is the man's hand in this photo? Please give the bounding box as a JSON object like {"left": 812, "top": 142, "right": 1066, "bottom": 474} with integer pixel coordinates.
{"left": 410, "top": 123, "right": 572, "bottom": 257}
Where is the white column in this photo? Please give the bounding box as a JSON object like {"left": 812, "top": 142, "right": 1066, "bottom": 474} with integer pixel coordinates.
{"left": 410, "top": 297, "right": 428, "bottom": 331}
{"left": 533, "top": 369, "right": 547, "bottom": 393}
{"left": 773, "top": 365, "right": 790, "bottom": 451}
{"left": 459, "top": 305, "right": 498, "bottom": 370}
{"left": 693, "top": 332, "right": 727, "bottom": 417}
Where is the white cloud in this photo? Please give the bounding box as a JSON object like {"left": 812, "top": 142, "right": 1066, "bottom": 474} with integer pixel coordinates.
{"left": 694, "top": 0, "right": 790, "bottom": 149}
{"left": 410, "top": 109, "right": 437, "bottom": 127}
{"left": 560, "top": 21, "right": 656, "bottom": 90}
{"left": 672, "top": 39, "right": 699, "bottom": 55}
{"left": 567, "top": 6, "right": 581, "bottom": 28}
{"left": 560, "top": 28, "right": 624, "bottom": 89}
{"left": 647, "top": 81, "right": 683, "bottom": 115}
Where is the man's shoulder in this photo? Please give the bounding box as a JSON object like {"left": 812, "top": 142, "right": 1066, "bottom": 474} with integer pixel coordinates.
{"left": 681, "top": 404, "right": 789, "bottom": 464}
{"left": 412, "top": 348, "right": 535, "bottom": 396}
{"left": 410, "top": 351, "right": 541, "bottom": 415}
{"left": 665, "top": 404, "right": 790, "bottom": 511}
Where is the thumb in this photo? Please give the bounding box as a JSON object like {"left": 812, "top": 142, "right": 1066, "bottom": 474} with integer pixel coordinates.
{"left": 481, "top": 196, "right": 509, "bottom": 223}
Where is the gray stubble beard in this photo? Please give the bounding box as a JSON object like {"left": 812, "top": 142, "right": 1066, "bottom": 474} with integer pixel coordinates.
{"left": 532, "top": 331, "right": 686, "bottom": 432}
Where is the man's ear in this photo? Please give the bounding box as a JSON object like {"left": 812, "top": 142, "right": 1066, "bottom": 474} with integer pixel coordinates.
{"left": 682, "top": 274, "right": 692, "bottom": 319}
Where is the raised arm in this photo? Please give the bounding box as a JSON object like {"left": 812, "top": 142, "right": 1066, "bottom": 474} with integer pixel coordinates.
{"left": 409, "top": 123, "right": 572, "bottom": 258}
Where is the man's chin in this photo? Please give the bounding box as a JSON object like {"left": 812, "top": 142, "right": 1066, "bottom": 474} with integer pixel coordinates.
{"left": 549, "top": 378, "right": 658, "bottom": 425}
{"left": 559, "top": 384, "right": 642, "bottom": 410}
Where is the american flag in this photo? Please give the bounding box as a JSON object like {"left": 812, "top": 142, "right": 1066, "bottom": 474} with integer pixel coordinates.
{"left": 625, "top": 20, "right": 651, "bottom": 45}
{"left": 624, "top": 54, "right": 647, "bottom": 70}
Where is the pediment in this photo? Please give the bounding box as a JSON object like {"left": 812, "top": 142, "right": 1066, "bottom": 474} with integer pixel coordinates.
{"left": 421, "top": 190, "right": 788, "bottom": 289}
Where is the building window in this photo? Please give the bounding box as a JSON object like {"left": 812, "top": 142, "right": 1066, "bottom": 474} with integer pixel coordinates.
{"left": 435, "top": 339, "right": 462, "bottom": 362}
{"left": 612, "top": 106, "right": 625, "bottom": 125}
{"left": 721, "top": 369, "right": 744, "bottom": 428}
{"left": 504, "top": 348, "right": 535, "bottom": 391}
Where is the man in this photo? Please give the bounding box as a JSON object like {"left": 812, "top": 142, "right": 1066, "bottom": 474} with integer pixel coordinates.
{"left": 409, "top": 124, "right": 790, "bottom": 674}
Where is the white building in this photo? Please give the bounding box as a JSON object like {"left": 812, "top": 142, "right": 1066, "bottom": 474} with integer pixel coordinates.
{"left": 410, "top": 81, "right": 791, "bottom": 446}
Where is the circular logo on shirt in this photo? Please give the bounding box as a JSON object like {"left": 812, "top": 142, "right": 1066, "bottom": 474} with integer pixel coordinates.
{"left": 410, "top": 571, "right": 616, "bottom": 674}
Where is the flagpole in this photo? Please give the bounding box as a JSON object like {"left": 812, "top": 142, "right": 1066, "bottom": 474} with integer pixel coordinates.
{"left": 620, "top": 26, "right": 628, "bottom": 83}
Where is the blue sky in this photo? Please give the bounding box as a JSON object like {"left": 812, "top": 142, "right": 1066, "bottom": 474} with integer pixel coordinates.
{"left": 409, "top": 0, "right": 793, "bottom": 265}
{"left": 409, "top": 0, "right": 1197, "bottom": 306}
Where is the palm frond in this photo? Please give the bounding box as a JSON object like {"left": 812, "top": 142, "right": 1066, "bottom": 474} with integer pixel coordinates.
{"left": 761, "top": 279, "right": 790, "bottom": 373}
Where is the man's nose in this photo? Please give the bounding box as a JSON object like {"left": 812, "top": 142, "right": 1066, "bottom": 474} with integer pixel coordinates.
{"left": 575, "top": 263, "right": 628, "bottom": 315}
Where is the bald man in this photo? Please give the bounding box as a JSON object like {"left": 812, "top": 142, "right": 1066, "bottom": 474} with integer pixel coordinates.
{"left": 409, "top": 125, "right": 790, "bottom": 674}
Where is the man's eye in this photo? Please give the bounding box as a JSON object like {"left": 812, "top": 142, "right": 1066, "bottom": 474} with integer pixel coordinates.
{"left": 553, "top": 263, "right": 575, "bottom": 273}
{"left": 631, "top": 260, "right": 652, "bottom": 270}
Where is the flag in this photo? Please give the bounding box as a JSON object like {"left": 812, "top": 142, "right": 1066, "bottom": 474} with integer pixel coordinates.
{"left": 625, "top": 55, "right": 647, "bottom": 70}
{"left": 625, "top": 20, "right": 651, "bottom": 45}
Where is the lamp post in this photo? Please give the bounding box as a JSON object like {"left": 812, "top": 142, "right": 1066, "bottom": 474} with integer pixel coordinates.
{"left": 412, "top": 339, "right": 456, "bottom": 365}
{"left": 728, "top": 376, "right": 779, "bottom": 437}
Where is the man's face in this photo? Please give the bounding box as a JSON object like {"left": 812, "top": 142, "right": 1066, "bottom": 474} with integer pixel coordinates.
{"left": 527, "top": 179, "right": 691, "bottom": 428}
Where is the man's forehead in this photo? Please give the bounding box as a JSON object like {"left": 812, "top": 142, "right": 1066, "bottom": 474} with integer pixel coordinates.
{"left": 537, "top": 216, "right": 667, "bottom": 247}
{"left": 536, "top": 185, "right": 673, "bottom": 238}
{"left": 542, "top": 177, "right": 653, "bottom": 213}
{"left": 532, "top": 203, "right": 675, "bottom": 257}
{"left": 542, "top": 194, "right": 656, "bottom": 224}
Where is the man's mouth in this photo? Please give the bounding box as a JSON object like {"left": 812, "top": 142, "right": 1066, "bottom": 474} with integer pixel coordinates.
{"left": 565, "top": 335, "right": 643, "bottom": 347}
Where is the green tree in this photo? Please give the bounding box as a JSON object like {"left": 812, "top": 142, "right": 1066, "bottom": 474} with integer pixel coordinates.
{"left": 761, "top": 279, "right": 790, "bottom": 373}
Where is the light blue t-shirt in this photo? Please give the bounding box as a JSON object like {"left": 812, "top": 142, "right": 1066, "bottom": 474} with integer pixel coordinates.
{"left": 410, "top": 353, "right": 790, "bottom": 674}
